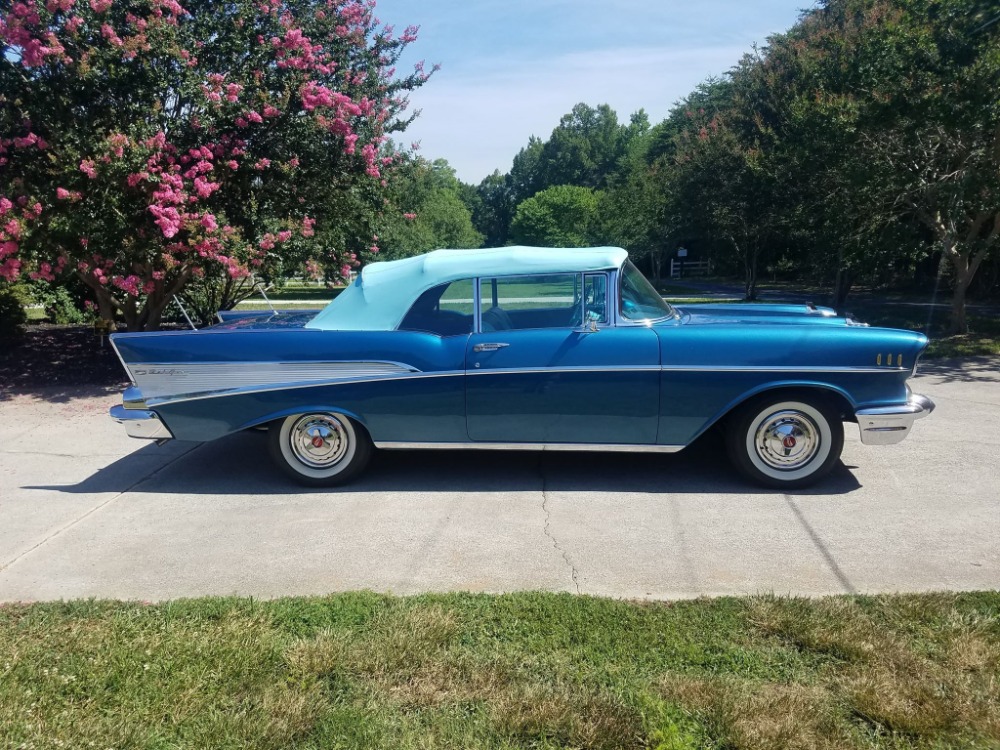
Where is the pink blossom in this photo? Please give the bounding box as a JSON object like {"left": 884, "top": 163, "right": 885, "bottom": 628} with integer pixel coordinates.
{"left": 101, "top": 24, "right": 123, "bottom": 46}
{"left": 245, "top": 111, "right": 263, "bottom": 124}
{"left": 301, "top": 215, "right": 315, "bottom": 237}
{"left": 192, "top": 176, "right": 219, "bottom": 197}
{"left": 0, "top": 198, "right": 12, "bottom": 216}
{"left": 65, "top": 15, "right": 84, "bottom": 32}
{"left": 79, "top": 159, "right": 97, "bottom": 178}
{"left": 0, "top": 258, "right": 22, "bottom": 281}
{"left": 89, "top": 0, "right": 111, "bottom": 13}
{"left": 200, "top": 213, "right": 217, "bottom": 231}
{"left": 403, "top": 212, "right": 416, "bottom": 221}
{"left": 226, "top": 160, "right": 238, "bottom": 171}
{"left": 253, "top": 158, "right": 270, "bottom": 171}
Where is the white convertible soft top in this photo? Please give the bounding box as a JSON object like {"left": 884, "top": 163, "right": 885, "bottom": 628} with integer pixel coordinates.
{"left": 305, "top": 245, "right": 628, "bottom": 331}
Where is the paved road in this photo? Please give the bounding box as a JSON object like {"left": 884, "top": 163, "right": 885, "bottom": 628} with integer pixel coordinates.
{"left": 1, "top": 358, "right": 998, "bottom": 602}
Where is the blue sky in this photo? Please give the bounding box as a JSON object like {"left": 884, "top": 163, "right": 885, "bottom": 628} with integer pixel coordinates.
{"left": 372, "top": 0, "right": 815, "bottom": 184}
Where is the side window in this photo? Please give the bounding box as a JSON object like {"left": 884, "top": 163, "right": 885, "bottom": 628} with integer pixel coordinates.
{"left": 479, "top": 274, "right": 581, "bottom": 331}
{"left": 398, "top": 279, "right": 474, "bottom": 336}
{"left": 583, "top": 273, "right": 608, "bottom": 325}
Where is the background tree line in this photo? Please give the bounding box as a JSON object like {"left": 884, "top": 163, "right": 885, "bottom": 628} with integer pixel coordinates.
{"left": 453, "top": 0, "right": 999, "bottom": 334}
{"left": 2, "top": 0, "right": 997, "bottom": 335}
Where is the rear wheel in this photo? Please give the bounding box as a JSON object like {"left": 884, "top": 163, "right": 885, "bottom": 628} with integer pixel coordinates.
{"left": 268, "top": 412, "right": 372, "bottom": 487}
{"left": 726, "top": 395, "right": 844, "bottom": 489}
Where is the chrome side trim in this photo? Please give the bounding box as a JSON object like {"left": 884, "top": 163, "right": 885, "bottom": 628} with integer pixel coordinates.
{"left": 131, "top": 360, "right": 419, "bottom": 401}
{"left": 131, "top": 361, "right": 910, "bottom": 408}
{"left": 145, "top": 371, "right": 465, "bottom": 407}
{"left": 658, "top": 365, "right": 908, "bottom": 374}
{"left": 468, "top": 365, "right": 662, "bottom": 375}
{"left": 110, "top": 405, "right": 174, "bottom": 440}
{"left": 855, "top": 393, "right": 935, "bottom": 445}
{"left": 374, "top": 441, "right": 685, "bottom": 453}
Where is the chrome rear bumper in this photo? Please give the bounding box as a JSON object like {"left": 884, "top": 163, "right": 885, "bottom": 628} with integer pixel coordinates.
{"left": 855, "top": 393, "right": 935, "bottom": 446}
{"left": 110, "top": 405, "right": 174, "bottom": 440}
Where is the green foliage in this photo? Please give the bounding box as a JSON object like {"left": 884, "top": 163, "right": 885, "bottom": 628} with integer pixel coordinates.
{"left": 472, "top": 170, "right": 515, "bottom": 247}
{"left": 18, "top": 277, "right": 95, "bottom": 324}
{"left": 479, "top": 1, "right": 999, "bottom": 323}
{"left": 381, "top": 157, "right": 483, "bottom": 258}
{"left": 509, "top": 185, "right": 600, "bottom": 247}
{"left": 473, "top": 104, "right": 650, "bottom": 246}
{"left": 0, "top": 284, "right": 28, "bottom": 342}
{"left": 1, "top": 0, "right": 431, "bottom": 330}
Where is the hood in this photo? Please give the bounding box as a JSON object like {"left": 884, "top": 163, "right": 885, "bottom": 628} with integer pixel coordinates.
{"left": 673, "top": 302, "right": 862, "bottom": 327}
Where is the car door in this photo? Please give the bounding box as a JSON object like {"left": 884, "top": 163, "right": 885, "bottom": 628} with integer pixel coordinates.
{"left": 466, "top": 272, "right": 660, "bottom": 444}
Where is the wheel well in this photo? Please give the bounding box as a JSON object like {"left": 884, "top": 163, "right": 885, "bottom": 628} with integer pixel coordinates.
{"left": 722, "top": 386, "right": 853, "bottom": 427}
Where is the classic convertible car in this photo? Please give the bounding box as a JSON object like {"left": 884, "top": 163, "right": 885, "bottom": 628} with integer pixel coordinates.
{"left": 110, "top": 246, "right": 934, "bottom": 488}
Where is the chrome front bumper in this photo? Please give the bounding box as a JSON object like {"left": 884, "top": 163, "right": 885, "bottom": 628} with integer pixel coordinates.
{"left": 110, "top": 404, "right": 174, "bottom": 440}
{"left": 855, "top": 393, "right": 935, "bottom": 446}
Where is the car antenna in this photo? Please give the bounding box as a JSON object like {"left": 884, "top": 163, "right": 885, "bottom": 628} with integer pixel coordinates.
{"left": 173, "top": 296, "right": 197, "bottom": 330}
{"left": 253, "top": 275, "right": 278, "bottom": 316}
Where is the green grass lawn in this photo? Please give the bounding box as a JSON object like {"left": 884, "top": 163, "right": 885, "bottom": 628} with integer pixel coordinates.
{"left": 2, "top": 591, "right": 998, "bottom": 749}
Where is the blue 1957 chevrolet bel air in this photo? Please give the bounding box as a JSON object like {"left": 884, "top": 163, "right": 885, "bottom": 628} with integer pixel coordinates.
{"left": 110, "top": 246, "right": 933, "bottom": 488}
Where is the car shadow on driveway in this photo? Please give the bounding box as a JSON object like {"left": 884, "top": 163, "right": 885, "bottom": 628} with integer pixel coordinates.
{"left": 25, "top": 429, "right": 862, "bottom": 497}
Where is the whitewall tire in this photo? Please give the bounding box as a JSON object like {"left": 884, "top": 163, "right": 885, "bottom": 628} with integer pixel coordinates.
{"left": 726, "top": 395, "right": 844, "bottom": 489}
{"left": 268, "top": 412, "right": 372, "bottom": 487}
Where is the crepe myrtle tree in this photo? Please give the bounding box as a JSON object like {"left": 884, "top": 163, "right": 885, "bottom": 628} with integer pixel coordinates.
{"left": 0, "top": 0, "right": 433, "bottom": 330}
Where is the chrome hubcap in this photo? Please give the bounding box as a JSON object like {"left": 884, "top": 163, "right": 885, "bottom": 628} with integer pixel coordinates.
{"left": 755, "top": 410, "right": 820, "bottom": 471}
{"left": 288, "top": 414, "right": 348, "bottom": 469}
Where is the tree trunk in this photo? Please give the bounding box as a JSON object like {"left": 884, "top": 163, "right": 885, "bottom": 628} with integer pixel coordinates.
{"left": 834, "top": 267, "right": 853, "bottom": 312}
{"left": 744, "top": 250, "right": 759, "bottom": 301}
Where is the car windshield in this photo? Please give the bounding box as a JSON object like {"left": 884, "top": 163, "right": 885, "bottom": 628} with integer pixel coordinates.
{"left": 619, "top": 261, "right": 675, "bottom": 321}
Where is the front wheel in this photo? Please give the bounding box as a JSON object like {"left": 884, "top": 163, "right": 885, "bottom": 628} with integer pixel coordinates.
{"left": 726, "top": 395, "right": 844, "bottom": 489}
{"left": 268, "top": 412, "right": 372, "bottom": 487}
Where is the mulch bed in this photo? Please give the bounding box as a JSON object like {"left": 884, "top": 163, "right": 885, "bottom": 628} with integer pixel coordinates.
{"left": 0, "top": 324, "right": 130, "bottom": 390}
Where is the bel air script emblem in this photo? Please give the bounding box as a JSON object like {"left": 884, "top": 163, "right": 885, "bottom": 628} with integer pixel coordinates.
{"left": 133, "top": 368, "right": 187, "bottom": 377}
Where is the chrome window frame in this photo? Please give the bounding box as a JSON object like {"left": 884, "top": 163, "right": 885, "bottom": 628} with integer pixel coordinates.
{"left": 615, "top": 261, "right": 676, "bottom": 327}
{"left": 473, "top": 272, "right": 595, "bottom": 334}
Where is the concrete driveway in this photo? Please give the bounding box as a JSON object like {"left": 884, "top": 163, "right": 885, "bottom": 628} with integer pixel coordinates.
{"left": 1, "top": 357, "right": 997, "bottom": 602}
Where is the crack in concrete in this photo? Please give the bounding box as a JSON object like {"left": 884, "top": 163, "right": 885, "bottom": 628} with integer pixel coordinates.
{"left": 0, "top": 444, "right": 200, "bottom": 575}
{"left": 538, "top": 456, "right": 580, "bottom": 594}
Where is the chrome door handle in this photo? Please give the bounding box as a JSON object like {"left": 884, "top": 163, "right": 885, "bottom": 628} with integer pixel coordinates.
{"left": 473, "top": 342, "right": 510, "bottom": 352}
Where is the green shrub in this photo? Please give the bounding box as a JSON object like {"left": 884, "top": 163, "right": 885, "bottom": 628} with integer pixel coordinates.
{"left": 21, "top": 278, "right": 96, "bottom": 325}
{"left": 0, "top": 286, "right": 28, "bottom": 343}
